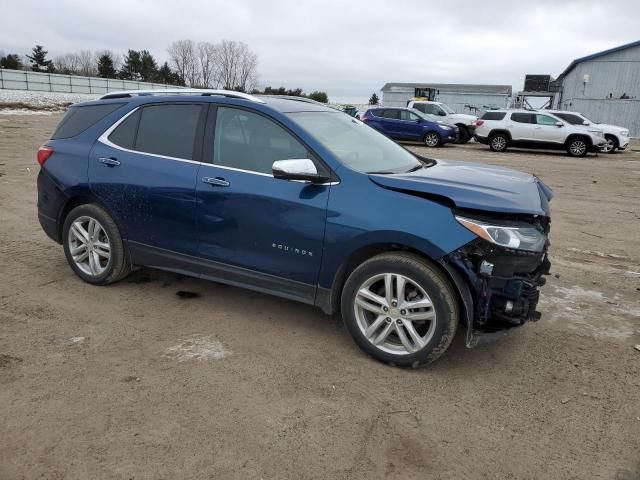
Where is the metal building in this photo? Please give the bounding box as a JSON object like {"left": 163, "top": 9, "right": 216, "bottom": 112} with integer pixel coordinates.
{"left": 555, "top": 39, "right": 640, "bottom": 137}
{"left": 380, "top": 83, "right": 512, "bottom": 115}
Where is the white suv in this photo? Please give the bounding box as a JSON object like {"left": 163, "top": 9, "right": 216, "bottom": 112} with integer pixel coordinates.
{"left": 474, "top": 110, "right": 606, "bottom": 157}
{"left": 543, "top": 110, "right": 630, "bottom": 154}
{"left": 407, "top": 100, "right": 477, "bottom": 143}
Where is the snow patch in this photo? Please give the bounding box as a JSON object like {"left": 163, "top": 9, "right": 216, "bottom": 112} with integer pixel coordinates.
{"left": 163, "top": 335, "right": 230, "bottom": 362}
{"left": 539, "top": 285, "right": 638, "bottom": 339}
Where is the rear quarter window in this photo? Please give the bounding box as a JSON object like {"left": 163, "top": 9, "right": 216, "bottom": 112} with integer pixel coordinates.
{"left": 481, "top": 111, "right": 506, "bottom": 121}
{"left": 51, "top": 103, "right": 125, "bottom": 139}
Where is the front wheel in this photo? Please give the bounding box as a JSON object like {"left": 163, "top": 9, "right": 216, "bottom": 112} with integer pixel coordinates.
{"left": 566, "top": 137, "right": 588, "bottom": 157}
{"left": 341, "top": 253, "right": 459, "bottom": 367}
{"left": 62, "top": 203, "right": 131, "bottom": 285}
{"left": 602, "top": 135, "right": 618, "bottom": 154}
{"left": 424, "top": 131, "right": 442, "bottom": 148}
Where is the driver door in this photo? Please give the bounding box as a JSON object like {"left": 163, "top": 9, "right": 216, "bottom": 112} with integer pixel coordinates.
{"left": 534, "top": 114, "right": 565, "bottom": 144}
{"left": 195, "top": 105, "right": 331, "bottom": 303}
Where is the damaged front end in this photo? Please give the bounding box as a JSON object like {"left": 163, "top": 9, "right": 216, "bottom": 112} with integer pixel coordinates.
{"left": 441, "top": 213, "right": 551, "bottom": 347}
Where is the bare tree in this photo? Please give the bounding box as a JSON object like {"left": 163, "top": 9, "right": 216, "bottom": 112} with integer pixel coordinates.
{"left": 167, "top": 40, "right": 198, "bottom": 86}
{"left": 54, "top": 53, "right": 81, "bottom": 74}
{"left": 77, "top": 50, "right": 96, "bottom": 77}
{"left": 214, "top": 40, "right": 258, "bottom": 92}
{"left": 197, "top": 42, "right": 218, "bottom": 88}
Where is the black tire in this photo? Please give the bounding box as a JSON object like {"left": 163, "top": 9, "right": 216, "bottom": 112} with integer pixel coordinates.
{"left": 341, "top": 252, "right": 459, "bottom": 367}
{"left": 455, "top": 126, "right": 471, "bottom": 144}
{"left": 603, "top": 134, "right": 618, "bottom": 154}
{"left": 489, "top": 133, "right": 508, "bottom": 152}
{"left": 566, "top": 136, "right": 589, "bottom": 157}
{"left": 424, "top": 131, "right": 442, "bottom": 148}
{"left": 62, "top": 203, "right": 131, "bottom": 285}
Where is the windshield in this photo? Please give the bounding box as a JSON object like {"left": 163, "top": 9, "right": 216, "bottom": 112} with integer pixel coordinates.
{"left": 440, "top": 103, "right": 456, "bottom": 114}
{"left": 410, "top": 109, "right": 436, "bottom": 122}
{"left": 555, "top": 112, "right": 586, "bottom": 125}
{"left": 288, "top": 112, "right": 422, "bottom": 174}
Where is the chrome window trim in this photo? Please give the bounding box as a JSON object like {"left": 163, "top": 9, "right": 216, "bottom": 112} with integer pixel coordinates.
{"left": 98, "top": 106, "right": 340, "bottom": 185}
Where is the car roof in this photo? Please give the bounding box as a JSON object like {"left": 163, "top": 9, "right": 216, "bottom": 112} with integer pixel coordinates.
{"left": 72, "top": 90, "right": 336, "bottom": 114}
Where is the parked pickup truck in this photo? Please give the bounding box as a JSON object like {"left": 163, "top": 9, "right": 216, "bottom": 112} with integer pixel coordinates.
{"left": 407, "top": 100, "right": 477, "bottom": 143}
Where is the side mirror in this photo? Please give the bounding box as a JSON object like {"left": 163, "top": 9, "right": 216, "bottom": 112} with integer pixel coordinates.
{"left": 582, "top": 120, "right": 590, "bottom": 125}
{"left": 555, "top": 122, "right": 563, "bottom": 127}
{"left": 272, "top": 159, "right": 329, "bottom": 184}
{"left": 438, "top": 111, "right": 447, "bottom": 116}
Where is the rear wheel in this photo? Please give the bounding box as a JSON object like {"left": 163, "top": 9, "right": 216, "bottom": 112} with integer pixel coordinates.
{"left": 62, "top": 204, "right": 131, "bottom": 285}
{"left": 424, "top": 131, "right": 442, "bottom": 148}
{"left": 489, "top": 133, "right": 508, "bottom": 152}
{"left": 602, "top": 135, "right": 618, "bottom": 154}
{"left": 341, "top": 253, "right": 459, "bottom": 367}
{"left": 566, "top": 137, "right": 589, "bottom": 157}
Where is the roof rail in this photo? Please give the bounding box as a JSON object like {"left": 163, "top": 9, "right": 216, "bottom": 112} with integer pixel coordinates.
{"left": 100, "top": 89, "right": 265, "bottom": 103}
{"left": 260, "top": 95, "right": 335, "bottom": 107}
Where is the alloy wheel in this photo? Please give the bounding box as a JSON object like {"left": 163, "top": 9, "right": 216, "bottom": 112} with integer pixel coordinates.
{"left": 68, "top": 216, "right": 111, "bottom": 276}
{"left": 425, "top": 133, "right": 439, "bottom": 147}
{"left": 570, "top": 140, "right": 587, "bottom": 156}
{"left": 602, "top": 138, "right": 615, "bottom": 153}
{"left": 353, "top": 273, "right": 437, "bottom": 355}
{"left": 491, "top": 136, "right": 506, "bottom": 150}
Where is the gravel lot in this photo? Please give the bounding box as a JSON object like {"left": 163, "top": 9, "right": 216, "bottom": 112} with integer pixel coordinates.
{"left": 1, "top": 114, "right": 639, "bottom": 479}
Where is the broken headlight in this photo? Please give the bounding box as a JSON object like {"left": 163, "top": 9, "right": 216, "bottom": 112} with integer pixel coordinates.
{"left": 455, "top": 216, "right": 546, "bottom": 252}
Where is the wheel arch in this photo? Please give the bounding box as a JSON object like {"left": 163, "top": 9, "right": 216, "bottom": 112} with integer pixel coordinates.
{"left": 564, "top": 133, "right": 592, "bottom": 147}
{"left": 488, "top": 129, "right": 511, "bottom": 140}
{"left": 320, "top": 242, "right": 462, "bottom": 317}
{"left": 57, "top": 193, "right": 126, "bottom": 244}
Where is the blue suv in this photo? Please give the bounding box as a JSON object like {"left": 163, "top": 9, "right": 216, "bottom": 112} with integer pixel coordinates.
{"left": 37, "top": 90, "right": 552, "bottom": 366}
{"left": 361, "top": 107, "right": 458, "bottom": 147}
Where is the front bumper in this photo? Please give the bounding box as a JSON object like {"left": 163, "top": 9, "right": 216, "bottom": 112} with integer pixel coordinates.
{"left": 443, "top": 235, "right": 551, "bottom": 344}
{"left": 441, "top": 127, "right": 458, "bottom": 144}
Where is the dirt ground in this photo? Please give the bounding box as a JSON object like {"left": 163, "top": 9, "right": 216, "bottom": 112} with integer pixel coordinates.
{"left": 1, "top": 113, "right": 639, "bottom": 480}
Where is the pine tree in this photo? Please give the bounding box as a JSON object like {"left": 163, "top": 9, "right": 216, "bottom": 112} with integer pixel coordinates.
{"left": 97, "top": 53, "right": 116, "bottom": 78}
{"left": 0, "top": 54, "right": 23, "bottom": 70}
{"left": 119, "top": 50, "right": 142, "bottom": 80}
{"left": 139, "top": 50, "right": 158, "bottom": 82}
{"left": 368, "top": 93, "right": 379, "bottom": 105}
{"left": 27, "top": 45, "right": 54, "bottom": 72}
{"left": 157, "top": 62, "right": 174, "bottom": 84}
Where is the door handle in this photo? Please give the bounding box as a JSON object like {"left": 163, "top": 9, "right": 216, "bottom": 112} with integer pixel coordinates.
{"left": 99, "top": 157, "right": 120, "bottom": 167}
{"left": 534, "top": 126, "right": 542, "bottom": 129}
{"left": 202, "top": 176, "right": 230, "bottom": 187}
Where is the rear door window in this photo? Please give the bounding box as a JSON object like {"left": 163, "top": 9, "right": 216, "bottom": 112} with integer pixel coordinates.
{"left": 511, "top": 113, "right": 535, "bottom": 124}
{"left": 52, "top": 103, "right": 125, "bottom": 139}
{"left": 134, "top": 104, "right": 203, "bottom": 160}
{"left": 481, "top": 111, "right": 506, "bottom": 121}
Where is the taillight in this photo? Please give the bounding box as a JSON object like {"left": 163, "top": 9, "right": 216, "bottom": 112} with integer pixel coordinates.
{"left": 475, "top": 120, "right": 484, "bottom": 127}
{"left": 37, "top": 145, "right": 54, "bottom": 166}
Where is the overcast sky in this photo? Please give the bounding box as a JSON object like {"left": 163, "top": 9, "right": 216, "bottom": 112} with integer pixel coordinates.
{"left": 1, "top": 0, "right": 639, "bottom": 102}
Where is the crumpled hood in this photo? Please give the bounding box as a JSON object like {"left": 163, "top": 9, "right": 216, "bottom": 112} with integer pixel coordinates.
{"left": 370, "top": 159, "right": 553, "bottom": 216}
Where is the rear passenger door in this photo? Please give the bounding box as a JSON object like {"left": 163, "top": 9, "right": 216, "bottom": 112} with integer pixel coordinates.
{"left": 89, "top": 102, "right": 206, "bottom": 262}
{"left": 507, "top": 113, "right": 536, "bottom": 141}
{"left": 195, "top": 105, "right": 331, "bottom": 303}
